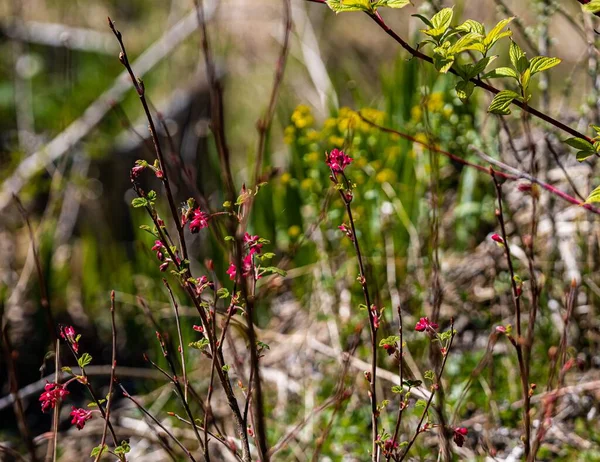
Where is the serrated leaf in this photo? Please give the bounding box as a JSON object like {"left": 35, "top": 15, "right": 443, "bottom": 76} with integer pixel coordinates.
{"left": 483, "top": 66, "right": 519, "bottom": 79}
{"left": 585, "top": 185, "right": 600, "bottom": 203}
{"left": 147, "top": 190, "right": 157, "bottom": 202}
{"left": 131, "top": 197, "right": 148, "bottom": 208}
{"left": 483, "top": 17, "right": 514, "bottom": 48}
{"left": 529, "top": 56, "right": 561, "bottom": 75}
{"left": 216, "top": 287, "right": 230, "bottom": 299}
{"left": 78, "top": 352, "right": 92, "bottom": 369}
{"left": 509, "top": 40, "right": 528, "bottom": 74}
{"left": 455, "top": 80, "right": 475, "bottom": 102}
{"left": 326, "top": 0, "right": 373, "bottom": 13}
{"left": 564, "top": 137, "right": 594, "bottom": 151}
{"left": 391, "top": 385, "right": 404, "bottom": 394}
{"left": 90, "top": 445, "right": 107, "bottom": 457}
{"left": 488, "top": 90, "right": 520, "bottom": 115}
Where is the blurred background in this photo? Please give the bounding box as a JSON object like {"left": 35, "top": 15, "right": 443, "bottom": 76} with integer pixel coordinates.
{"left": 1, "top": 0, "right": 600, "bottom": 460}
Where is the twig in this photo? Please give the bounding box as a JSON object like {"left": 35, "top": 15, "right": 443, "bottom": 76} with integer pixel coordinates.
{"left": 95, "top": 291, "right": 119, "bottom": 462}
{"left": 307, "top": 0, "right": 593, "bottom": 143}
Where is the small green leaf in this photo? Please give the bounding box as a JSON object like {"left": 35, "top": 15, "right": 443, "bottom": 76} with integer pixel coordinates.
{"left": 146, "top": 190, "right": 157, "bottom": 203}
{"left": 189, "top": 338, "right": 210, "bottom": 350}
{"left": 529, "top": 56, "right": 561, "bottom": 75}
{"left": 577, "top": 151, "right": 595, "bottom": 162}
{"left": 564, "top": 137, "right": 594, "bottom": 151}
{"left": 262, "top": 266, "right": 287, "bottom": 277}
{"left": 402, "top": 379, "right": 422, "bottom": 388}
{"left": 483, "top": 17, "right": 514, "bottom": 49}
{"left": 430, "top": 7, "right": 453, "bottom": 31}
{"left": 448, "top": 32, "right": 482, "bottom": 55}
{"left": 470, "top": 55, "right": 497, "bottom": 77}
{"left": 412, "top": 14, "right": 433, "bottom": 28}
{"left": 509, "top": 40, "right": 528, "bottom": 74}
{"left": 216, "top": 287, "right": 230, "bottom": 299}
{"left": 114, "top": 441, "right": 131, "bottom": 455}
{"left": 456, "top": 19, "right": 485, "bottom": 36}
{"left": 391, "top": 385, "right": 404, "bottom": 394}
{"left": 455, "top": 80, "right": 475, "bottom": 102}
{"left": 585, "top": 185, "right": 600, "bottom": 204}
{"left": 61, "top": 366, "right": 72, "bottom": 374}
{"left": 78, "top": 353, "right": 92, "bottom": 369}
{"left": 326, "top": 0, "right": 373, "bottom": 13}
{"left": 483, "top": 66, "right": 519, "bottom": 79}
{"left": 375, "top": 0, "right": 410, "bottom": 9}
{"left": 415, "top": 399, "right": 428, "bottom": 407}
{"left": 222, "top": 364, "right": 230, "bottom": 373}
{"left": 582, "top": 0, "right": 600, "bottom": 14}
{"left": 90, "top": 445, "right": 107, "bottom": 457}
{"left": 488, "top": 90, "right": 520, "bottom": 115}
{"left": 379, "top": 335, "right": 400, "bottom": 347}
{"left": 131, "top": 197, "right": 148, "bottom": 208}
{"left": 433, "top": 55, "right": 454, "bottom": 74}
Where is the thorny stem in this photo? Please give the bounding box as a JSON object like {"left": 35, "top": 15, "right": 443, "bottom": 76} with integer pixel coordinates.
{"left": 490, "top": 170, "right": 531, "bottom": 459}
{"left": 95, "top": 291, "right": 121, "bottom": 462}
{"left": 307, "top": 0, "right": 593, "bottom": 143}
{"left": 333, "top": 170, "right": 379, "bottom": 462}
{"left": 398, "top": 321, "right": 456, "bottom": 461}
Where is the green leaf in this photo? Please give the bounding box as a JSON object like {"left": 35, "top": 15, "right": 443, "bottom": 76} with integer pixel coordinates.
{"left": 422, "top": 7, "right": 453, "bottom": 39}
{"left": 262, "top": 266, "right": 287, "bottom": 277}
{"left": 448, "top": 32, "right": 483, "bottom": 55}
{"left": 433, "top": 55, "right": 454, "bottom": 74}
{"left": 483, "top": 66, "right": 519, "bottom": 79}
{"left": 412, "top": 13, "right": 433, "bottom": 28}
{"left": 455, "top": 80, "right": 475, "bottom": 102}
{"left": 470, "top": 55, "right": 497, "bottom": 77}
{"left": 146, "top": 190, "right": 157, "bottom": 203}
{"left": 424, "top": 370, "right": 435, "bottom": 381}
{"left": 415, "top": 399, "right": 428, "bottom": 407}
{"left": 529, "top": 56, "right": 561, "bottom": 75}
{"left": 585, "top": 185, "right": 600, "bottom": 203}
{"left": 564, "top": 137, "right": 595, "bottom": 152}
{"left": 402, "top": 379, "right": 422, "bottom": 388}
{"left": 456, "top": 19, "right": 485, "bottom": 36}
{"left": 509, "top": 40, "right": 528, "bottom": 74}
{"left": 189, "top": 338, "right": 210, "bottom": 350}
{"left": 61, "top": 366, "right": 72, "bottom": 374}
{"left": 375, "top": 0, "right": 410, "bottom": 9}
{"left": 131, "top": 197, "right": 148, "bottom": 208}
{"left": 488, "top": 90, "right": 520, "bottom": 115}
{"left": 90, "top": 445, "right": 107, "bottom": 457}
{"left": 222, "top": 364, "right": 230, "bottom": 373}
{"left": 326, "top": 0, "right": 373, "bottom": 13}
{"left": 78, "top": 352, "right": 92, "bottom": 369}
{"left": 391, "top": 385, "right": 404, "bottom": 394}
{"left": 483, "top": 17, "right": 514, "bottom": 49}
{"left": 114, "top": 441, "right": 131, "bottom": 455}
{"left": 577, "top": 151, "right": 595, "bottom": 162}
{"left": 582, "top": 0, "right": 600, "bottom": 13}
{"left": 216, "top": 287, "right": 230, "bottom": 299}
{"left": 379, "top": 335, "right": 400, "bottom": 347}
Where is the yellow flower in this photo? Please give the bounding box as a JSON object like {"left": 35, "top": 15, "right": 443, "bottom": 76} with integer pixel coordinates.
{"left": 324, "top": 117, "right": 337, "bottom": 130}
{"left": 280, "top": 172, "right": 291, "bottom": 185}
{"left": 284, "top": 125, "right": 295, "bottom": 144}
{"left": 300, "top": 178, "right": 314, "bottom": 190}
{"left": 360, "top": 107, "right": 384, "bottom": 125}
{"left": 414, "top": 132, "right": 429, "bottom": 145}
{"left": 356, "top": 157, "right": 368, "bottom": 167}
{"left": 291, "top": 105, "right": 314, "bottom": 129}
{"left": 426, "top": 92, "right": 444, "bottom": 112}
{"left": 411, "top": 105, "right": 422, "bottom": 121}
{"left": 304, "top": 151, "right": 320, "bottom": 164}
{"left": 376, "top": 168, "right": 397, "bottom": 184}
{"left": 329, "top": 136, "right": 345, "bottom": 147}
{"left": 306, "top": 129, "right": 320, "bottom": 142}
{"left": 288, "top": 225, "right": 301, "bottom": 238}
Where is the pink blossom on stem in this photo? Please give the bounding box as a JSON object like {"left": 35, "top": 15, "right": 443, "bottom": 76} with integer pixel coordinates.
{"left": 60, "top": 325, "right": 79, "bottom": 353}
{"left": 453, "top": 427, "right": 468, "bottom": 447}
{"left": 131, "top": 165, "right": 145, "bottom": 178}
{"left": 189, "top": 208, "right": 209, "bottom": 233}
{"left": 415, "top": 317, "right": 438, "bottom": 332}
{"left": 193, "top": 325, "right": 204, "bottom": 333}
{"left": 39, "top": 382, "right": 69, "bottom": 412}
{"left": 491, "top": 233, "right": 504, "bottom": 245}
{"left": 244, "top": 233, "right": 263, "bottom": 255}
{"left": 338, "top": 223, "right": 353, "bottom": 240}
{"left": 70, "top": 407, "right": 93, "bottom": 430}
{"left": 326, "top": 149, "right": 353, "bottom": 173}
{"left": 155, "top": 169, "right": 164, "bottom": 179}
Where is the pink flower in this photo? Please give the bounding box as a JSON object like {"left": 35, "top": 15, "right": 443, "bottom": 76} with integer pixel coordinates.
{"left": 453, "top": 427, "right": 468, "bottom": 447}
{"left": 155, "top": 169, "right": 164, "bottom": 179}
{"left": 338, "top": 223, "right": 353, "bottom": 240}
{"left": 70, "top": 407, "right": 93, "bottom": 430}
{"left": 131, "top": 165, "right": 145, "bottom": 178}
{"left": 244, "top": 233, "right": 263, "bottom": 255}
{"left": 226, "top": 255, "right": 253, "bottom": 281}
{"left": 495, "top": 325, "right": 507, "bottom": 334}
{"left": 491, "top": 233, "right": 504, "bottom": 244}
{"left": 60, "top": 326, "right": 79, "bottom": 353}
{"left": 415, "top": 317, "right": 438, "bottom": 332}
{"left": 382, "top": 438, "right": 399, "bottom": 456}
{"left": 326, "top": 149, "right": 353, "bottom": 173}
{"left": 39, "top": 382, "right": 69, "bottom": 413}
{"left": 152, "top": 240, "right": 164, "bottom": 261}
{"left": 194, "top": 275, "right": 212, "bottom": 296}
{"left": 189, "top": 208, "right": 209, "bottom": 233}
{"left": 159, "top": 261, "right": 169, "bottom": 272}
{"left": 193, "top": 325, "right": 204, "bottom": 333}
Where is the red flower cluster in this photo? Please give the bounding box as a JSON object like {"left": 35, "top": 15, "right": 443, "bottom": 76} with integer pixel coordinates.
{"left": 39, "top": 382, "right": 69, "bottom": 412}
{"left": 189, "top": 208, "right": 209, "bottom": 233}
{"left": 152, "top": 240, "right": 165, "bottom": 261}
{"left": 226, "top": 255, "right": 253, "bottom": 281}
{"left": 326, "top": 149, "right": 353, "bottom": 173}
{"left": 453, "top": 427, "right": 468, "bottom": 447}
{"left": 415, "top": 317, "right": 438, "bottom": 332}
{"left": 244, "top": 233, "right": 263, "bottom": 255}
{"left": 70, "top": 407, "right": 93, "bottom": 430}
{"left": 60, "top": 325, "right": 79, "bottom": 354}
